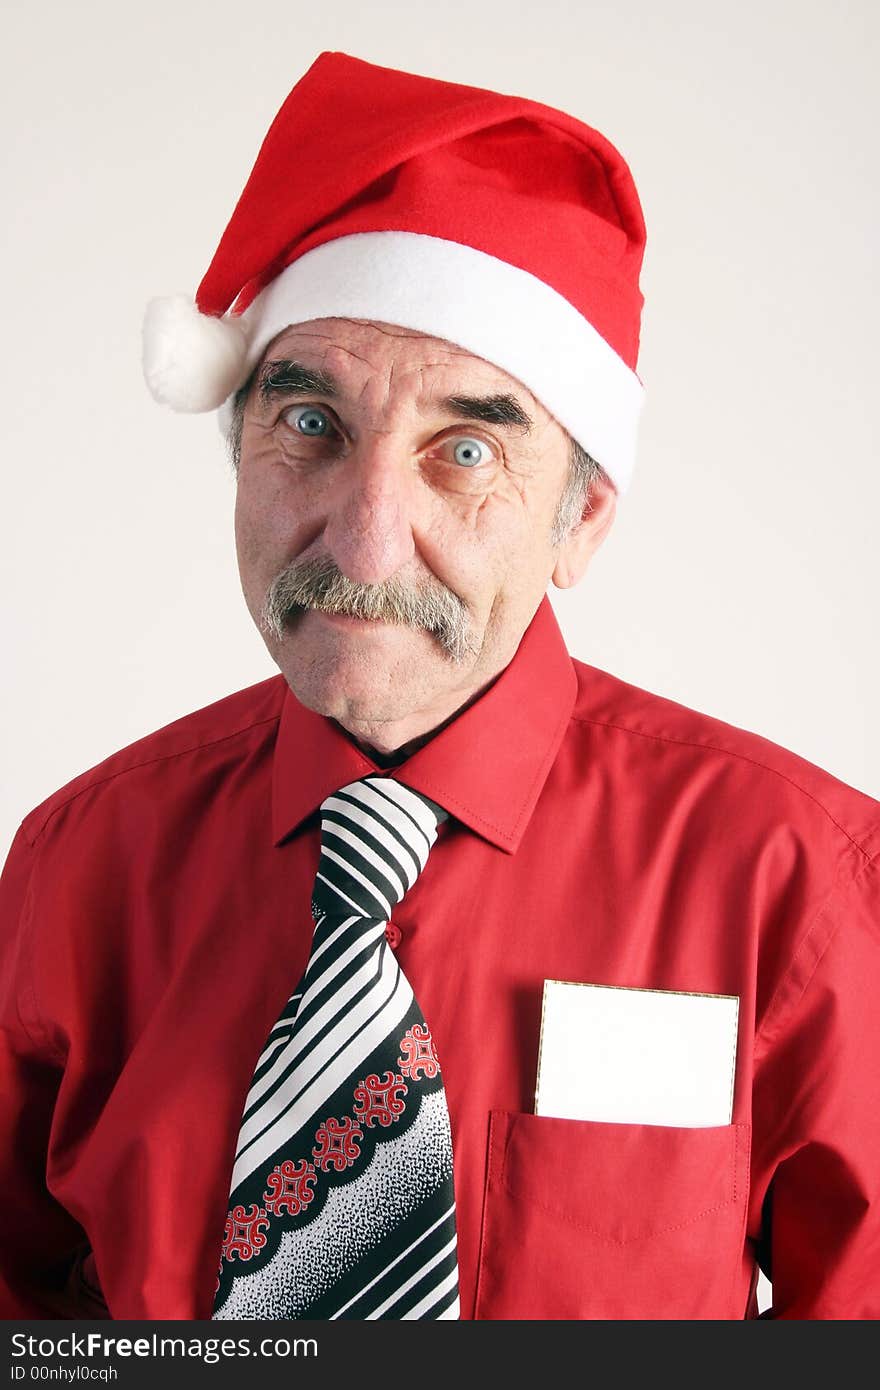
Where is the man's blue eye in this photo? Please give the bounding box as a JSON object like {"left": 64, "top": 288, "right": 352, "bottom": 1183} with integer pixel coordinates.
{"left": 293, "top": 407, "right": 331, "bottom": 435}
{"left": 452, "top": 438, "right": 489, "bottom": 467}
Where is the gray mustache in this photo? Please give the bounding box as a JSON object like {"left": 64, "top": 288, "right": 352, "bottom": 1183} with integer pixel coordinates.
{"left": 260, "top": 553, "right": 477, "bottom": 664}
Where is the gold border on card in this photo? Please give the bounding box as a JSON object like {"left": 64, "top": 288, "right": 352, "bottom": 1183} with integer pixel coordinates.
{"left": 534, "top": 979, "right": 740, "bottom": 1120}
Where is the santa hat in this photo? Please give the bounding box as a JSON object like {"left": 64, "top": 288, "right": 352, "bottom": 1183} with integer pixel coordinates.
{"left": 142, "top": 51, "right": 647, "bottom": 492}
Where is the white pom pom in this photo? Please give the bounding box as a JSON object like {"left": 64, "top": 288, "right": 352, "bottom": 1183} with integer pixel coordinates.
{"left": 142, "top": 295, "right": 250, "bottom": 412}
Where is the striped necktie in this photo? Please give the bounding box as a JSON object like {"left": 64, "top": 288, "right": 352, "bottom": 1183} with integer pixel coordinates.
{"left": 212, "top": 774, "right": 460, "bottom": 1320}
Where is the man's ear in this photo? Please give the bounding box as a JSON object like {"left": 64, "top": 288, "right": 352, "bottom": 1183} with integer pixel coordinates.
{"left": 551, "top": 475, "right": 617, "bottom": 590}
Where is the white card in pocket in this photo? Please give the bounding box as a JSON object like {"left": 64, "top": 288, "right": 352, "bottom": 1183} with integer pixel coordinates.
{"left": 535, "top": 980, "right": 739, "bottom": 1127}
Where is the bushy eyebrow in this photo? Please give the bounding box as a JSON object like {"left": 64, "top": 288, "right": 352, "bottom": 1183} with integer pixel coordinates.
{"left": 258, "top": 360, "right": 338, "bottom": 401}
{"left": 256, "top": 359, "right": 533, "bottom": 435}
{"left": 442, "top": 393, "right": 533, "bottom": 434}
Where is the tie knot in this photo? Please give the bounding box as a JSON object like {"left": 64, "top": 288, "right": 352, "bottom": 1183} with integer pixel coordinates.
{"left": 311, "top": 776, "right": 447, "bottom": 923}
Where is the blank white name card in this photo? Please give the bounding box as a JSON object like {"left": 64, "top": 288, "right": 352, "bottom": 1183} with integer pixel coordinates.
{"left": 535, "top": 980, "right": 739, "bottom": 1128}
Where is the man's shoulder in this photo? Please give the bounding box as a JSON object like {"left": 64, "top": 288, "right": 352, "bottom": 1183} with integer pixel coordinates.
{"left": 19, "top": 674, "right": 288, "bottom": 847}
{"left": 569, "top": 657, "right": 880, "bottom": 859}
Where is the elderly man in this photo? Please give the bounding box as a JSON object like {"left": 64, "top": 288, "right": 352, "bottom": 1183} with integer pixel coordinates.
{"left": 1, "top": 51, "right": 878, "bottom": 1322}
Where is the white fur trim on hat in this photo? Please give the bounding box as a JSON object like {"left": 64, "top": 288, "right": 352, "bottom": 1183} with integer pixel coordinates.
{"left": 213, "top": 231, "right": 645, "bottom": 493}
{"left": 142, "top": 294, "right": 250, "bottom": 413}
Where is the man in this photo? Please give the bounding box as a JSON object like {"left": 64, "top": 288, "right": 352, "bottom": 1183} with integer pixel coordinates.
{"left": 1, "top": 51, "right": 878, "bottom": 1321}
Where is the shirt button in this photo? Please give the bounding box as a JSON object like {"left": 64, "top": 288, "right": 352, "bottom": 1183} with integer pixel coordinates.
{"left": 385, "top": 922, "right": 402, "bottom": 948}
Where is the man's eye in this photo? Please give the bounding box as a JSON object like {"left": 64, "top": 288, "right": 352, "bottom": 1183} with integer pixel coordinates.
{"left": 448, "top": 436, "right": 493, "bottom": 468}
{"left": 284, "top": 405, "right": 334, "bottom": 436}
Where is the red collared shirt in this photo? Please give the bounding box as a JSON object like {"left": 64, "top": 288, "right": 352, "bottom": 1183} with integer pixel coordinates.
{"left": 1, "top": 595, "right": 879, "bottom": 1320}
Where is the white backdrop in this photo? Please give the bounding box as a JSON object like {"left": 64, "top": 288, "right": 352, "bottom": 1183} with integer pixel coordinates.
{"left": 2, "top": 0, "right": 878, "bottom": 1314}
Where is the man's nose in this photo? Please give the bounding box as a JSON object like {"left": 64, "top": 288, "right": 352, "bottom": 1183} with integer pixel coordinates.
{"left": 322, "top": 438, "right": 417, "bottom": 585}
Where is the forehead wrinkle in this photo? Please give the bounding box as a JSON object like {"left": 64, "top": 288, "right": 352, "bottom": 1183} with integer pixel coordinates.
{"left": 273, "top": 321, "right": 533, "bottom": 396}
{"left": 256, "top": 327, "right": 545, "bottom": 437}
{"left": 410, "top": 358, "right": 537, "bottom": 411}
{"left": 409, "top": 370, "right": 536, "bottom": 438}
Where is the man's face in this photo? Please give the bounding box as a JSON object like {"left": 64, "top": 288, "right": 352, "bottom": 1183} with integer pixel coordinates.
{"left": 234, "top": 318, "right": 610, "bottom": 743}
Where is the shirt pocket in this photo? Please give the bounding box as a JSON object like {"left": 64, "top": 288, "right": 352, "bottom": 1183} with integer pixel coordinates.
{"left": 473, "top": 1109, "right": 751, "bottom": 1320}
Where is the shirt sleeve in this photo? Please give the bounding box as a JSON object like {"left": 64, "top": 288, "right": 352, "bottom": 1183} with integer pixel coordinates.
{"left": 0, "top": 821, "right": 87, "bottom": 1318}
{"left": 752, "top": 847, "right": 880, "bottom": 1319}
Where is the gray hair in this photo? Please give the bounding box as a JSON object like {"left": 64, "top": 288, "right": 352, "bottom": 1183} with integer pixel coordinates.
{"left": 226, "top": 374, "right": 609, "bottom": 545}
{"left": 261, "top": 551, "right": 478, "bottom": 664}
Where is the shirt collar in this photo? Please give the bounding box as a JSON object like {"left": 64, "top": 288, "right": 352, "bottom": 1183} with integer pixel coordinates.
{"left": 271, "top": 593, "right": 577, "bottom": 855}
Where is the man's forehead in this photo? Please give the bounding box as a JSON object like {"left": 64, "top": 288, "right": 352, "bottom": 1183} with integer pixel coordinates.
{"left": 258, "top": 318, "right": 542, "bottom": 410}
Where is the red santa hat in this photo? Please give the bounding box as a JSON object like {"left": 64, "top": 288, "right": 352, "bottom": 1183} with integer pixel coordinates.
{"left": 142, "top": 51, "right": 647, "bottom": 492}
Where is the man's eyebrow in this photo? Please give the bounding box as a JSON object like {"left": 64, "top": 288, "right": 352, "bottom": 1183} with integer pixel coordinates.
{"left": 257, "top": 360, "right": 339, "bottom": 401}
{"left": 256, "top": 360, "right": 533, "bottom": 434}
{"left": 439, "top": 393, "right": 533, "bottom": 435}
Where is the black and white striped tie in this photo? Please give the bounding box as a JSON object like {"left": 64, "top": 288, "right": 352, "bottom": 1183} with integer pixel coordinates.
{"left": 212, "top": 775, "right": 460, "bottom": 1320}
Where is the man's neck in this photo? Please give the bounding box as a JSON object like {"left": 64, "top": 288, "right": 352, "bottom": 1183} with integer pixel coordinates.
{"left": 332, "top": 714, "right": 453, "bottom": 768}
{"left": 332, "top": 669, "right": 504, "bottom": 767}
